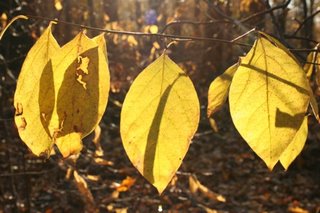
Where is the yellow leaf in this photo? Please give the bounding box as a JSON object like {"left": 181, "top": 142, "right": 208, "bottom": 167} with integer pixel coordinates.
{"left": 14, "top": 23, "right": 60, "bottom": 157}
{"left": 303, "top": 47, "right": 319, "bottom": 121}
{"left": 304, "top": 50, "right": 316, "bottom": 79}
{"left": 207, "top": 63, "right": 238, "bottom": 117}
{"left": 280, "top": 116, "right": 308, "bottom": 170}
{"left": 229, "top": 36, "right": 310, "bottom": 170}
{"left": 308, "top": 84, "right": 319, "bottom": 121}
{"left": 47, "top": 32, "right": 110, "bottom": 157}
{"left": 209, "top": 117, "right": 219, "bottom": 132}
{"left": 127, "top": 35, "right": 138, "bottom": 47}
{"left": 149, "top": 25, "right": 158, "bottom": 34}
{"left": 54, "top": 0, "right": 63, "bottom": 11}
{"left": 120, "top": 54, "right": 200, "bottom": 194}
{"left": 260, "top": 32, "right": 318, "bottom": 121}
{"left": 258, "top": 31, "right": 301, "bottom": 65}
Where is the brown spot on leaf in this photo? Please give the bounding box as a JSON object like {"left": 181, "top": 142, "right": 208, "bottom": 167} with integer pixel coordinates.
{"left": 15, "top": 103, "right": 23, "bottom": 116}
{"left": 73, "top": 125, "right": 79, "bottom": 132}
{"left": 18, "top": 117, "right": 27, "bottom": 130}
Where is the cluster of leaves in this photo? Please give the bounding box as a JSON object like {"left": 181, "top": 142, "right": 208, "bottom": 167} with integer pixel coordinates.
{"left": 12, "top": 21, "right": 318, "bottom": 194}
{"left": 208, "top": 32, "right": 318, "bottom": 171}
{"left": 14, "top": 22, "right": 110, "bottom": 157}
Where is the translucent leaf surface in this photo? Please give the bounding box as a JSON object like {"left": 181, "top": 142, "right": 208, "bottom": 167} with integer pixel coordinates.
{"left": 304, "top": 51, "right": 316, "bottom": 79}
{"left": 207, "top": 63, "right": 238, "bottom": 117}
{"left": 120, "top": 54, "right": 200, "bottom": 194}
{"left": 303, "top": 48, "right": 319, "bottom": 121}
{"left": 280, "top": 116, "right": 308, "bottom": 170}
{"left": 47, "top": 32, "right": 110, "bottom": 157}
{"left": 14, "top": 23, "right": 60, "bottom": 157}
{"left": 261, "top": 32, "right": 318, "bottom": 121}
{"left": 229, "top": 36, "right": 310, "bottom": 170}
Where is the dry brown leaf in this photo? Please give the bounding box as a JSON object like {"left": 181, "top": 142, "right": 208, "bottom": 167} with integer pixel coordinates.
{"left": 92, "top": 125, "right": 104, "bottom": 157}
{"left": 73, "top": 170, "right": 96, "bottom": 211}
{"left": 94, "top": 157, "right": 114, "bottom": 166}
{"left": 288, "top": 206, "right": 309, "bottom": 213}
{"left": 116, "top": 176, "right": 136, "bottom": 192}
{"left": 189, "top": 175, "right": 226, "bottom": 202}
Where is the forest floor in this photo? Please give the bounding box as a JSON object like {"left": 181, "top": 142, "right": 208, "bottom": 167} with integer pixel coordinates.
{"left": 0, "top": 90, "right": 320, "bottom": 213}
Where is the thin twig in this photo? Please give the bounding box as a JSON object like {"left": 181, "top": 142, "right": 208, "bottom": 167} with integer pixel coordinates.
{"left": 160, "top": 20, "right": 231, "bottom": 34}
{"left": 231, "top": 28, "right": 256, "bottom": 42}
{"left": 24, "top": 15, "right": 251, "bottom": 47}
{"left": 240, "top": 0, "right": 291, "bottom": 23}
{"left": 23, "top": 14, "right": 320, "bottom": 53}
{"left": 292, "top": 9, "right": 320, "bottom": 36}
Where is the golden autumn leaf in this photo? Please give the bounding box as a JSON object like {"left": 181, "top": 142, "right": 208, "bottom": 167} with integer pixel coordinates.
{"left": 54, "top": 0, "right": 63, "bottom": 11}
{"left": 304, "top": 50, "right": 316, "bottom": 79}
{"left": 47, "top": 32, "right": 110, "bottom": 157}
{"left": 258, "top": 31, "right": 301, "bottom": 65}
{"left": 303, "top": 47, "right": 319, "bottom": 121}
{"left": 120, "top": 54, "right": 200, "bottom": 194}
{"left": 280, "top": 116, "right": 308, "bottom": 170}
{"left": 207, "top": 63, "right": 238, "bottom": 117}
{"left": 14, "top": 23, "right": 60, "bottom": 157}
{"left": 260, "top": 32, "right": 318, "bottom": 121}
{"left": 307, "top": 82, "right": 319, "bottom": 121}
{"left": 229, "top": 36, "right": 310, "bottom": 170}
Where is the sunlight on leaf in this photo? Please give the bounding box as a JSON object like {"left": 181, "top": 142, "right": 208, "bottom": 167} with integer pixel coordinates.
{"left": 120, "top": 54, "right": 200, "bottom": 194}
{"left": 307, "top": 83, "right": 319, "bottom": 121}
{"left": 303, "top": 47, "right": 319, "bottom": 122}
{"left": 48, "top": 32, "right": 110, "bottom": 157}
{"left": 280, "top": 116, "right": 308, "bottom": 170}
{"left": 258, "top": 31, "right": 301, "bottom": 65}
{"left": 14, "top": 23, "right": 59, "bottom": 157}
{"left": 207, "top": 63, "right": 238, "bottom": 117}
{"left": 229, "top": 35, "right": 310, "bottom": 170}
{"left": 304, "top": 50, "right": 316, "bottom": 79}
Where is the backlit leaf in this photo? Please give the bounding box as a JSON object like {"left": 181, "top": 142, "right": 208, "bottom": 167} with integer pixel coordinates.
{"left": 120, "top": 54, "right": 200, "bottom": 194}
{"left": 207, "top": 63, "right": 238, "bottom": 117}
{"left": 280, "top": 116, "right": 308, "bottom": 170}
{"left": 258, "top": 31, "right": 301, "bottom": 65}
{"left": 14, "top": 23, "right": 60, "bottom": 157}
{"left": 260, "top": 32, "right": 318, "bottom": 121}
{"left": 303, "top": 48, "right": 319, "bottom": 121}
{"left": 307, "top": 83, "right": 319, "bottom": 121}
{"left": 304, "top": 50, "right": 316, "bottom": 79}
{"left": 47, "top": 32, "right": 110, "bottom": 157}
{"left": 229, "top": 36, "right": 310, "bottom": 170}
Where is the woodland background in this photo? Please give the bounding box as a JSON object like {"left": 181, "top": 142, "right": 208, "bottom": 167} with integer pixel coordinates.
{"left": 0, "top": 0, "right": 320, "bottom": 212}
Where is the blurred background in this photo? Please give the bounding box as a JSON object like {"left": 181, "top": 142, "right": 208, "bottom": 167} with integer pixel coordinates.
{"left": 0, "top": 0, "right": 320, "bottom": 212}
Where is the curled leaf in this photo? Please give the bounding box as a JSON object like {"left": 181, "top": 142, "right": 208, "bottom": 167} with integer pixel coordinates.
{"left": 207, "top": 63, "right": 238, "bottom": 117}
